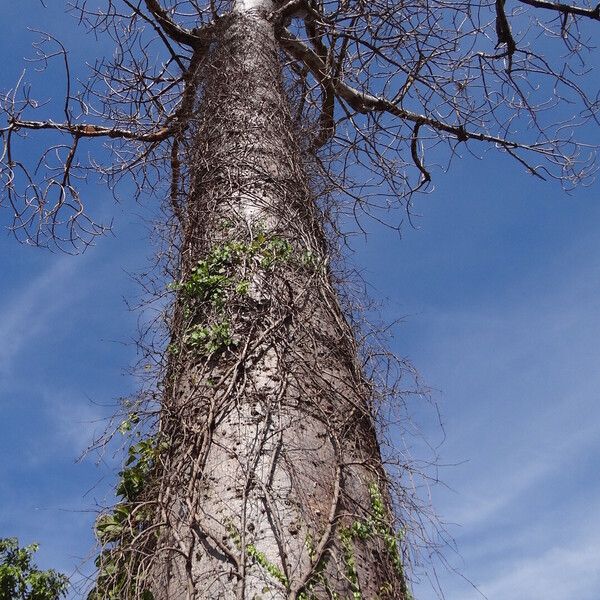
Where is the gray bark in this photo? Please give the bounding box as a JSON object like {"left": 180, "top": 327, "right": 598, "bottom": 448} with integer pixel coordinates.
{"left": 150, "top": 6, "right": 409, "bottom": 599}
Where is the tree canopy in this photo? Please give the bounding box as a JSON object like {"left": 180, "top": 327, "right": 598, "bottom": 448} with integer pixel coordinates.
{"left": 0, "top": 0, "right": 597, "bottom": 249}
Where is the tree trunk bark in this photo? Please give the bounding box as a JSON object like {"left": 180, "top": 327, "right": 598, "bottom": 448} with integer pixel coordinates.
{"left": 151, "top": 5, "right": 409, "bottom": 599}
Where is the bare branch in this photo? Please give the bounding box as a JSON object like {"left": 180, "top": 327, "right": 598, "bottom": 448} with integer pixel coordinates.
{"left": 7, "top": 118, "right": 174, "bottom": 142}
{"left": 143, "top": 0, "right": 199, "bottom": 46}
{"left": 277, "top": 28, "right": 526, "bottom": 148}
{"left": 516, "top": 0, "right": 600, "bottom": 19}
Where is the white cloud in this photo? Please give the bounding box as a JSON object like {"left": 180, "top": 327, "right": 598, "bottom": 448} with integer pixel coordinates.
{"left": 0, "top": 257, "right": 84, "bottom": 374}
{"left": 408, "top": 244, "right": 600, "bottom": 600}
{"left": 480, "top": 536, "right": 600, "bottom": 600}
{"left": 43, "top": 390, "right": 110, "bottom": 456}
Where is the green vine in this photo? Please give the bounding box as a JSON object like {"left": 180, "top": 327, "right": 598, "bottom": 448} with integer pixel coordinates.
{"left": 339, "top": 527, "right": 362, "bottom": 600}
{"left": 332, "top": 483, "right": 411, "bottom": 600}
{"left": 172, "top": 232, "right": 295, "bottom": 310}
{"left": 174, "top": 245, "right": 232, "bottom": 309}
{"left": 367, "top": 483, "right": 408, "bottom": 585}
{"left": 183, "top": 321, "right": 234, "bottom": 355}
{"left": 297, "top": 535, "right": 341, "bottom": 600}
{"left": 89, "top": 432, "right": 166, "bottom": 600}
{"left": 169, "top": 233, "right": 297, "bottom": 357}
{"left": 225, "top": 522, "right": 288, "bottom": 589}
{"left": 89, "top": 233, "right": 317, "bottom": 598}
{"left": 245, "top": 545, "right": 288, "bottom": 587}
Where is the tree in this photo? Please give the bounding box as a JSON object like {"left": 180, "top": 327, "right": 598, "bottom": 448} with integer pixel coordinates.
{"left": 0, "top": 538, "right": 68, "bottom": 600}
{"left": 1, "top": 0, "right": 598, "bottom": 598}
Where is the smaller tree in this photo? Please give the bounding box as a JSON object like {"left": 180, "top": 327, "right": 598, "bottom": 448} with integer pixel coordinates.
{"left": 0, "top": 538, "right": 68, "bottom": 600}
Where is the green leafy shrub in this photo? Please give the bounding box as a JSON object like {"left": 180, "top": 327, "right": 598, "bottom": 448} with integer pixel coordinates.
{"left": 0, "top": 538, "right": 68, "bottom": 600}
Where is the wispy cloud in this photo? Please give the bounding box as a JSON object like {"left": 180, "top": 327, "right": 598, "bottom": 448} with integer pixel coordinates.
{"left": 479, "top": 529, "right": 600, "bottom": 600}
{"left": 41, "top": 389, "right": 110, "bottom": 456}
{"left": 409, "top": 241, "right": 600, "bottom": 600}
{"left": 0, "top": 257, "right": 84, "bottom": 374}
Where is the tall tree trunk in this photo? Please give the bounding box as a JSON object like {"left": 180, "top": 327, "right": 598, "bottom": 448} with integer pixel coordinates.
{"left": 151, "top": 4, "right": 409, "bottom": 598}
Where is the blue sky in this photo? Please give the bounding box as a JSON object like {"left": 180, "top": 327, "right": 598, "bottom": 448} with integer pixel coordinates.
{"left": 358, "top": 155, "right": 600, "bottom": 599}
{"left": 1, "top": 3, "right": 600, "bottom": 599}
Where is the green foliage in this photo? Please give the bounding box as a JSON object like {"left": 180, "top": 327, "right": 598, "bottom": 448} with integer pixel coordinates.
{"left": 177, "top": 250, "right": 232, "bottom": 309}
{"left": 116, "top": 438, "right": 164, "bottom": 502}
{"left": 95, "top": 505, "right": 131, "bottom": 545}
{"left": 339, "top": 528, "right": 362, "bottom": 600}
{"left": 97, "top": 420, "right": 164, "bottom": 545}
{"left": 349, "top": 519, "right": 372, "bottom": 541}
{"left": 90, "top": 435, "right": 165, "bottom": 600}
{"left": 234, "top": 280, "right": 250, "bottom": 295}
{"left": 367, "top": 483, "right": 407, "bottom": 580}
{"left": 333, "top": 484, "right": 411, "bottom": 600}
{"left": 183, "top": 321, "right": 234, "bottom": 355}
{"left": 170, "top": 233, "right": 298, "bottom": 357}
{"left": 171, "top": 233, "right": 297, "bottom": 311}
{"left": 245, "top": 545, "right": 288, "bottom": 587}
{"left": 118, "top": 412, "right": 140, "bottom": 435}
{"left": 94, "top": 504, "right": 152, "bottom": 547}
{"left": 254, "top": 235, "right": 293, "bottom": 268}
{"left": 87, "top": 548, "right": 154, "bottom": 600}
{"left": 300, "top": 250, "right": 319, "bottom": 270}
{"left": 88, "top": 550, "right": 123, "bottom": 600}
{"left": 0, "top": 538, "right": 68, "bottom": 600}
{"left": 226, "top": 523, "right": 288, "bottom": 589}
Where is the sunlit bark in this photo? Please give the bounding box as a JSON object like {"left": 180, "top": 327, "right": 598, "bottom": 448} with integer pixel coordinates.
{"left": 151, "top": 5, "right": 408, "bottom": 598}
